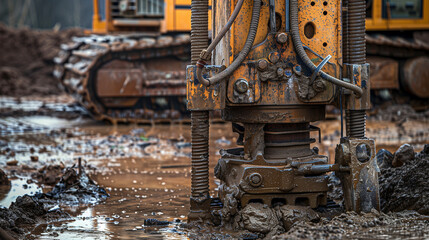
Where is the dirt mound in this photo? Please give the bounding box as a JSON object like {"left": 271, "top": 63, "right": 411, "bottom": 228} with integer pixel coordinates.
{"left": 0, "top": 24, "right": 82, "bottom": 97}
{"left": 40, "top": 165, "right": 109, "bottom": 205}
{"left": 378, "top": 144, "right": 429, "bottom": 214}
{"left": 0, "top": 195, "right": 69, "bottom": 239}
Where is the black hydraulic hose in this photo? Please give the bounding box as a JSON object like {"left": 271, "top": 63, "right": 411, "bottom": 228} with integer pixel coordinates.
{"left": 289, "top": 0, "right": 363, "bottom": 97}
{"left": 196, "top": 0, "right": 261, "bottom": 86}
{"left": 201, "top": 0, "right": 245, "bottom": 60}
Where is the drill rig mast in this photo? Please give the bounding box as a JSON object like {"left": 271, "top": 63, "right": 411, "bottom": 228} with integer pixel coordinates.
{"left": 187, "top": 0, "right": 380, "bottom": 221}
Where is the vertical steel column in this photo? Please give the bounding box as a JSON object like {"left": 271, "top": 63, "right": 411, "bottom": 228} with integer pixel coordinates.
{"left": 345, "top": 0, "right": 366, "bottom": 138}
{"left": 347, "top": 0, "right": 366, "bottom": 64}
{"left": 189, "top": 0, "right": 211, "bottom": 220}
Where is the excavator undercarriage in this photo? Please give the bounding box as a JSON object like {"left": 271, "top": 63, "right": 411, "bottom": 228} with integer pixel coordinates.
{"left": 54, "top": 34, "right": 191, "bottom": 123}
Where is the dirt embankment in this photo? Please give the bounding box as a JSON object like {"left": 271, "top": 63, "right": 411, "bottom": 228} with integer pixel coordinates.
{"left": 378, "top": 145, "right": 429, "bottom": 215}
{"left": 0, "top": 24, "right": 82, "bottom": 97}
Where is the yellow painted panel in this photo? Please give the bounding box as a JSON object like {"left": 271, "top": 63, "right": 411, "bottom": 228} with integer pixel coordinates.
{"left": 165, "top": 0, "right": 175, "bottom": 32}
{"left": 175, "top": 0, "right": 191, "bottom": 5}
{"left": 175, "top": 10, "right": 192, "bottom": 31}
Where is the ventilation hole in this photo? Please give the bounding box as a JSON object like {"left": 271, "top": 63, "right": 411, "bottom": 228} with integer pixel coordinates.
{"left": 323, "top": 42, "right": 328, "bottom": 47}
{"left": 311, "top": 1, "right": 315, "bottom": 6}
{"left": 295, "top": 197, "right": 310, "bottom": 206}
{"left": 304, "top": 22, "right": 315, "bottom": 39}
{"left": 323, "top": 11, "right": 328, "bottom": 15}
{"left": 323, "top": 1, "right": 328, "bottom": 5}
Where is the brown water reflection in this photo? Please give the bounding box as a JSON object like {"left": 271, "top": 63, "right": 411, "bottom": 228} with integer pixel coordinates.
{"left": 24, "top": 123, "right": 237, "bottom": 239}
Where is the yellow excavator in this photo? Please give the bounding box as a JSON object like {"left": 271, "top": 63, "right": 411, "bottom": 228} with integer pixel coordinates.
{"left": 366, "top": 0, "right": 429, "bottom": 107}
{"left": 54, "top": 0, "right": 428, "bottom": 124}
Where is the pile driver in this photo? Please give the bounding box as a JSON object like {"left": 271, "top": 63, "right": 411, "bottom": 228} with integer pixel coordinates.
{"left": 186, "top": 0, "right": 380, "bottom": 221}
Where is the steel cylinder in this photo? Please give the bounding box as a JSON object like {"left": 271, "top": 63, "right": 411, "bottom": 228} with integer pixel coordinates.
{"left": 264, "top": 123, "right": 314, "bottom": 159}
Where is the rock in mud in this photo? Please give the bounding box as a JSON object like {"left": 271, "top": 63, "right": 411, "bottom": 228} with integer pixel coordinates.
{"left": 6, "top": 159, "right": 18, "bottom": 166}
{"left": 237, "top": 203, "right": 281, "bottom": 234}
{"left": 41, "top": 166, "right": 109, "bottom": 205}
{"left": 376, "top": 149, "right": 394, "bottom": 168}
{"left": 277, "top": 205, "right": 320, "bottom": 231}
{"left": 392, "top": 144, "right": 414, "bottom": 167}
{"left": 0, "top": 169, "right": 9, "bottom": 185}
{"left": 379, "top": 145, "right": 429, "bottom": 214}
{"left": 144, "top": 218, "right": 170, "bottom": 226}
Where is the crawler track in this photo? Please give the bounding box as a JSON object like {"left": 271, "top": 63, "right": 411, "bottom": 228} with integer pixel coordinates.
{"left": 54, "top": 34, "right": 191, "bottom": 124}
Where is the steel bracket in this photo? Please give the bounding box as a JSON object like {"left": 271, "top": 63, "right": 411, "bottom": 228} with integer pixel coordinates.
{"left": 186, "top": 65, "right": 226, "bottom": 110}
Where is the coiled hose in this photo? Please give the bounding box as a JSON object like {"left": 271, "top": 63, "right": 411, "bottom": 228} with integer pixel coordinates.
{"left": 196, "top": 0, "right": 261, "bottom": 86}
{"left": 290, "top": 0, "right": 363, "bottom": 97}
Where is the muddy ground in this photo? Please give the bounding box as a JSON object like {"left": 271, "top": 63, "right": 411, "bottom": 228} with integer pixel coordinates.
{"left": 0, "top": 95, "right": 428, "bottom": 239}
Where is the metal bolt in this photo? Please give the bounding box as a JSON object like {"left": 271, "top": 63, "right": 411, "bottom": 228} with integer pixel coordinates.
{"left": 257, "top": 59, "right": 268, "bottom": 71}
{"left": 276, "top": 32, "right": 288, "bottom": 44}
{"left": 235, "top": 79, "right": 249, "bottom": 94}
{"left": 285, "top": 69, "right": 292, "bottom": 78}
{"left": 268, "top": 52, "right": 280, "bottom": 63}
{"left": 249, "top": 173, "right": 262, "bottom": 187}
{"left": 313, "top": 78, "right": 326, "bottom": 92}
{"left": 293, "top": 65, "right": 302, "bottom": 76}
{"left": 277, "top": 68, "right": 284, "bottom": 77}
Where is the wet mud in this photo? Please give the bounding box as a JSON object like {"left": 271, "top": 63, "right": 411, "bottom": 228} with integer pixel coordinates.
{"left": 0, "top": 195, "right": 70, "bottom": 239}
{"left": 275, "top": 210, "right": 429, "bottom": 239}
{"left": 0, "top": 97, "right": 428, "bottom": 239}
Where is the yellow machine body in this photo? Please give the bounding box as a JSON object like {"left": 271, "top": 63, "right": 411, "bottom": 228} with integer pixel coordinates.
{"left": 188, "top": 0, "right": 343, "bottom": 112}
{"left": 91, "top": 0, "right": 212, "bottom": 34}
{"left": 366, "top": 0, "right": 429, "bottom": 31}
{"left": 91, "top": 0, "right": 429, "bottom": 33}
